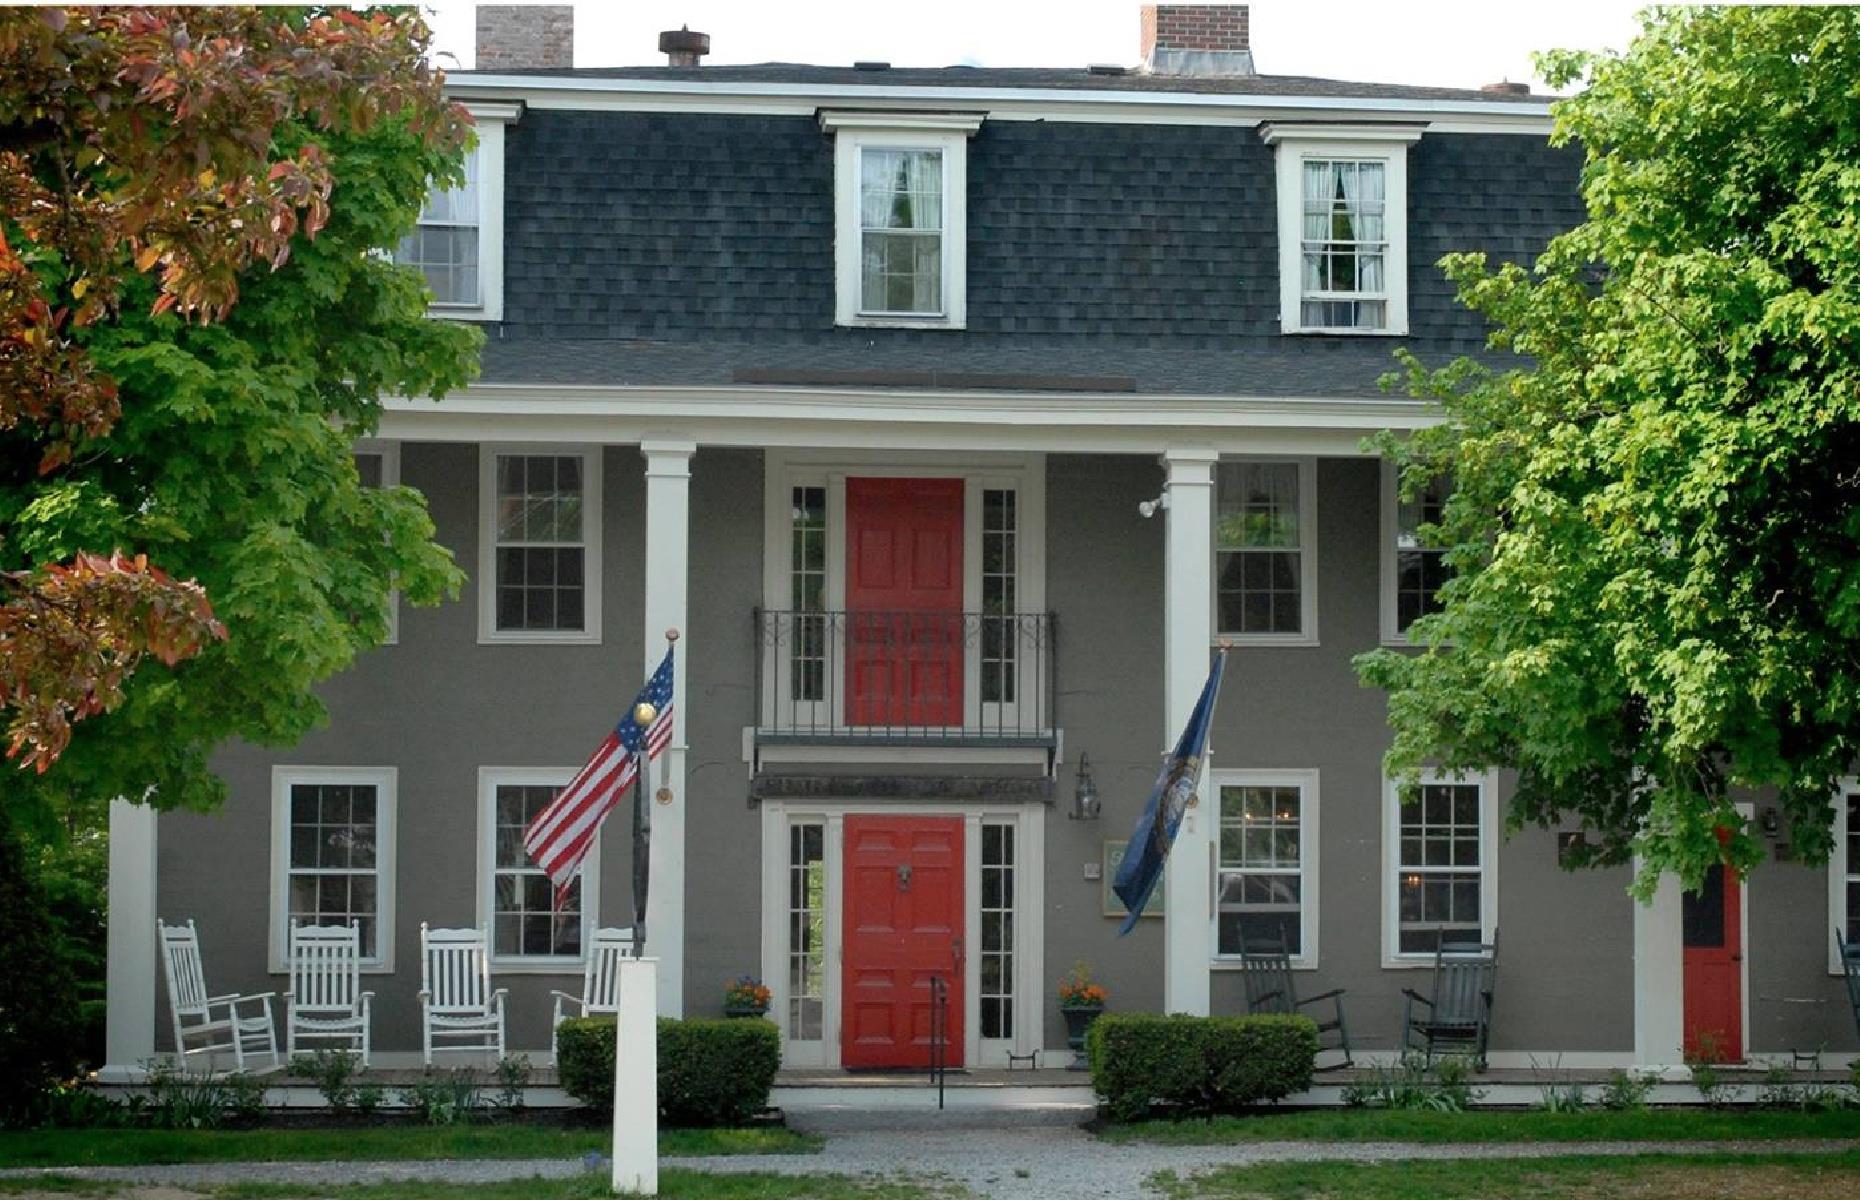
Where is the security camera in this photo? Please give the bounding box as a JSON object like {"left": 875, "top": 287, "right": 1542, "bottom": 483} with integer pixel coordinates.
{"left": 1137, "top": 494, "right": 1170, "bottom": 519}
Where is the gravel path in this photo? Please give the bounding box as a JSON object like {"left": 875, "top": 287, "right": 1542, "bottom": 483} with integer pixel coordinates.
{"left": 5, "top": 1118, "right": 1858, "bottom": 1200}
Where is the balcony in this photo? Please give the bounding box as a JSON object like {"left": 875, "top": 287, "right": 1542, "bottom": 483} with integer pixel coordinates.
{"left": 752, "top": 608, "right": 1058, "bottom": 766}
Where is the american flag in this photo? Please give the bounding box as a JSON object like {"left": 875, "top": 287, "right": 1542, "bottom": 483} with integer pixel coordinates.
{"left": 524, "top": 645, "right": 675, "bottom": 893}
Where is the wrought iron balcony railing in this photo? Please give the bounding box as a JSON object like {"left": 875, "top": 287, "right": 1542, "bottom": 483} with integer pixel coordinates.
{"left": 752, "top": 608, "right": 1057, "bottom": 755}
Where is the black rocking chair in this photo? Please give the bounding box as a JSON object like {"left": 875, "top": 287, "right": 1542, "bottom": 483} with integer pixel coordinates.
{"left": 1401, "top": 928, "right": 1499, "bottom": 1068}
{"left": 1838, "top": 928, "right": 1860, "bottom": 1043}
{"left": 1238, "top": 934, "right": 1353, "bottom": 1068}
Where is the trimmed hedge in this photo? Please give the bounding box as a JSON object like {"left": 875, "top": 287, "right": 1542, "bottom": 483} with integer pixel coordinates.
{"left": 556, "top": 1016, "right": 781, "bottom": 1126}
{"left": 1086, "top": 1012, "right": 1319, "bottom": 1121}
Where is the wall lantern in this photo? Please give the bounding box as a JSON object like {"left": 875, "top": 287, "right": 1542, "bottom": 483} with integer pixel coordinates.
{"left": 1072, "top": 753, "right": 1101, "bottom": 821}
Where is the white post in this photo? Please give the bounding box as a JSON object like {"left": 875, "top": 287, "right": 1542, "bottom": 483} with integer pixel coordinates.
{"left": 1161, "top": 447, "right": 1217, "bottom": 1016}
{"left": 611, "top": 957, "right": 659, "bottom": 1195}
{"left": 1633, "top": 870, "right": 1686, "bottom": 1071}
{"left": 641, "top": 439, "right": 693, "bottom": 1017}
{"left": 101, "top": 797, "right": 159, "bottom": 1081}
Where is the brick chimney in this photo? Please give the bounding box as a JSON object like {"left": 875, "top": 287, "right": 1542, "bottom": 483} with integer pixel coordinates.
{"left": 1140, "top": 4, "right": 1255, "bottom": 77}
{"left": 475, "top": 4, "right": 573, "bottom": 71}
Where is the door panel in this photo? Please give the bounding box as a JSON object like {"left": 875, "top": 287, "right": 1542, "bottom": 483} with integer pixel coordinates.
{"left": 841, "top": 815, "right": 964, "bottom": 1068}
{"left": 846, "top": 478, "right": 964, "bottom": 726}
{"left": 1682, "top": 859, "right": 1744, "bottom": 1062}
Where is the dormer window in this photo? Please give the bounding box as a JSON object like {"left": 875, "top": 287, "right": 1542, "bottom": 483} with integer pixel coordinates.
{"left": 1262, "top": 123, "right": 1422, "bottom": 337}
{"left": 822, "top": 111, "right": 982, "bottom": 329}
{"left": 397, "top": 100, "right": 520, "bottom": 322}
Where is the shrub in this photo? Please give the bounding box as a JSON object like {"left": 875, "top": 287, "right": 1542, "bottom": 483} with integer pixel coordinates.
{"left": 0, "top": 808, "right": 84, "bottom": 1122}
{"left": 1339, "top": 1054, "right": 1482, "bottom": 1112}
{"left": 1598, "top": 1068, "right": 1656, "bottom": 1111}
{"left": 1086, "top": 1012, "right": 1318, "bottom": 1122}
{"left": 557, "top": 1016, "right": 781, "bottom": 1126}
{"left": 397, "top": 1068, "right": 484, "bottom": 1125}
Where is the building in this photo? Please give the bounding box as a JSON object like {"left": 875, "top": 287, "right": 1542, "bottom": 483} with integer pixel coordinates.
{"left": 101, "top": 3, "right": 1860, "bottom": 1076}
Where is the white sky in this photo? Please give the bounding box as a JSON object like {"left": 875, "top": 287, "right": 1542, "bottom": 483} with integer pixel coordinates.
{"left": 424, "top": 0, "right": 1645, "bottom": 93}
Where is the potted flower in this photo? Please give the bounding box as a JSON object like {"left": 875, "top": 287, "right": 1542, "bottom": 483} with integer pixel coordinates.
{"left": 723, "top": 975, "right": 772, "bottom": 1018}
{"left": 1057, "top": 961, "right": 1107, "bottom": 1069}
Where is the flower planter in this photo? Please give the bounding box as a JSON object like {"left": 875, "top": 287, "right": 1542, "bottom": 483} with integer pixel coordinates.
{"left": 723, "top": 1004, "right": 769, "bottom": 1020}
{"left": 1060, "top": 1004, "right": 1104, "bottom": 1070}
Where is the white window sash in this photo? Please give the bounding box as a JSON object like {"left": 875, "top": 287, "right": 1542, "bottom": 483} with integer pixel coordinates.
{"left": 1383, "top": 769, "right": 1499, "bottom": 967}
{"left": 476, "top": 766, "right": 596, "bottom": 972}
{"left": 1212, "top": 456, "right": 1319, "bottom": 645}
{"left": 268, "top": 765, "right": 398, "bottom": 974}
{"left": 1832, "top": 778, "right": 1859, "bottom": 975}
{"left": 826, "top": 118, "right": 975, "bottom": 330}
{"left": 1264, "top": 127, "right": 1417, "bottom": 337}
{"left": 476, "top": 444, "right": 603, "bottom": 645}
{"left": 1211, "top": 769, "right": 1320, "bottom": 970}
{"left": 403, "top": 103, "right": 514, "bottom": 321}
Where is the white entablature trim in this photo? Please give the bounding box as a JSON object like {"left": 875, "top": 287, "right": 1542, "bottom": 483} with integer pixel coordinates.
{"left": 376, "top": 387, "right": 1438, "bottom": 455}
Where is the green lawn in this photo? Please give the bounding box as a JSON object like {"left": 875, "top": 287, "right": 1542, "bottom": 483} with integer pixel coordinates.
{"left": 1101, "top": 1106, "right": 1860, "bottom": 1144}
{"left": 0, "top": 1175, "right": 954, "bottom": 1200}
{"left": 0, "top": 1126, "right": 817, "bottom": 1169}
{"left": 1150, "top": 1151, "right": 1860, "bottom": 1199}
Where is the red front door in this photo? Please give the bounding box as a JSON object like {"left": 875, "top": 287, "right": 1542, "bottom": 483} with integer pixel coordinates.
{"left": 842, "top": 815, "right": 964, "bottom": 1069}
{"left": 845, "top": 477, "right": 964, "bottom": 727}
{"left": 1682, "top": 858, "right": 1744, "bottom": 1062}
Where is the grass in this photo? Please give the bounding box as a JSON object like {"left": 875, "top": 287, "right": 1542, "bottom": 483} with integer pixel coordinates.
{"left": 0, "top": 1177, "right": 955, "bottom": 1200}
{"left": 0, "top": 1125, "right": 819, "bottom": 1169}
{"left": 1100, "top": 1106, "right": 1860, "bottom": 1144}
{"left": 1150, "top": 1151, "right": 1860, "bottom": 1199}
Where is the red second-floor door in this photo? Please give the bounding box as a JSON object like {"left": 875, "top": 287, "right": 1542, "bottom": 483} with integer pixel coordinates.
{"left": 845, "top": 477, "right": 964, "bottom": 727}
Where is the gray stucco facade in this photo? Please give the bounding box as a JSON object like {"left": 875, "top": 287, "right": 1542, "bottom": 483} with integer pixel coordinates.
{"left": 128, "top": 64, "right": 1859, "bottom": 1076}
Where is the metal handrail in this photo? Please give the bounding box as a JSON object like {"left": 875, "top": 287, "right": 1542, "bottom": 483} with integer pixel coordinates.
{"left": 929, "top": 974, "right": 948, "bottom": 1109}
{"left": 752, "top": 608, "right": 1058, "bottom": 764}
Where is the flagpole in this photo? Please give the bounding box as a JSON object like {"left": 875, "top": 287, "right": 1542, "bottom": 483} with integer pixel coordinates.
{"left": 630, "top": 629, "right": 678, "bottom": 960}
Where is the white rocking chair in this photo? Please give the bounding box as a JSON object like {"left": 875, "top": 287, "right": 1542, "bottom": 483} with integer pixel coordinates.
{"left": 419, "top": 924, "right": 507, "bottom": 1066}
{"left": 550, "top": 926, "right": 635, "bottom": 1058}
{"left": 286, "top": 921, "right": 374, "bottom": 1065}
{"left": 157, "top": 919, "right": 279, "bottom": 1073}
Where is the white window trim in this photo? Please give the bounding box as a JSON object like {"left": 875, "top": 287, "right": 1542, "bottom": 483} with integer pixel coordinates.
{"left": 1382, "top": 768, "right": 1500, "bottom": 968}
{"left": 757, "top": 798, "right": 1045, "bottom": 1070}
{"left": 757, "top": 450, "right": 1048, "bottom": 740}
{"left": 354, "top": 439, "right": 400, "bottom": 645}
{"left": 268, "top": 765, "right": 398, "bottom": 974}
{"left": 1833, "top": 777, "right": 1858, "bottom": 976}
{"left": 823, "top": 111, "right": 981, "bottom": 330}
{"left": 415, "top": 101, "right": 517, "bottom": 322}
{"left": 477, "top": 444, "right": 603, "bottom": 645}
{"left": 1213, "top": 456, "right": 1320, "bottom": 646}
{"left": 1379, "top": 458, "right": 1451, "bottom": 646}
{"left": 1262, "top": 124, "right": 1421, "bottom": 338}
{"left": 1209, "top": 768, "right": 1321, "bottom": 970}
{"left": 476, "top": 766, "right": 599, "bottom": 974}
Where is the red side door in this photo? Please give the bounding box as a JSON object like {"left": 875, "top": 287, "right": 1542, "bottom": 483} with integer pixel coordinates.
{"left": 1682, "top": 857, "right": 1744, "bottom": 1062}
{"left": 841, "top": 815, "right": 964, "bottom": 1069}
{"left": 845, "top": 477, "right": 964, "bottom": 727}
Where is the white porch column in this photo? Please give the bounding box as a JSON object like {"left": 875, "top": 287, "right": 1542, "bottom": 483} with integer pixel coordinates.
{"left": 1161, "top": 447, "right": 1218, "bottom": 1015}
{"left": 1633, "top": 870, "right": 1686, "bottom": 1070}
{"left": 642, "top": 439, "right": 694, "bottom": 1017}
{"left": 101, "top": 798, "right": 158, "bottom": 1080}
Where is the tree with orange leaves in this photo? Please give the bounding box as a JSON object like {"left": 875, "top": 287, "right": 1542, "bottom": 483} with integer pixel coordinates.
{"left": 1, "top": 7, "right": 476, "bottom": 819}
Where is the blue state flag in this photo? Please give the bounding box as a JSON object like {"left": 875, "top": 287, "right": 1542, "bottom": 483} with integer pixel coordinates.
{"left": 1112, "top": 649, "right": 1227, "bottom": 935}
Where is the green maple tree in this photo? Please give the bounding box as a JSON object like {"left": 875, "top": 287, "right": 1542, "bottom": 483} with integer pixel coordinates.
{"left": 1361, "top": 6, "right": 1860, "bottom": 890}
{"left": 1, "top": 7, "right": 477, "bottom": 824}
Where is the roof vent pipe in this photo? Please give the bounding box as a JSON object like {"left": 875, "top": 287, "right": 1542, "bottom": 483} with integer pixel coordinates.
{"left": 1481, "top": 80, "right": 1531, "bottom": 95}
{"left": 659, "top": 26, "right": 710, "bottom": 67}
